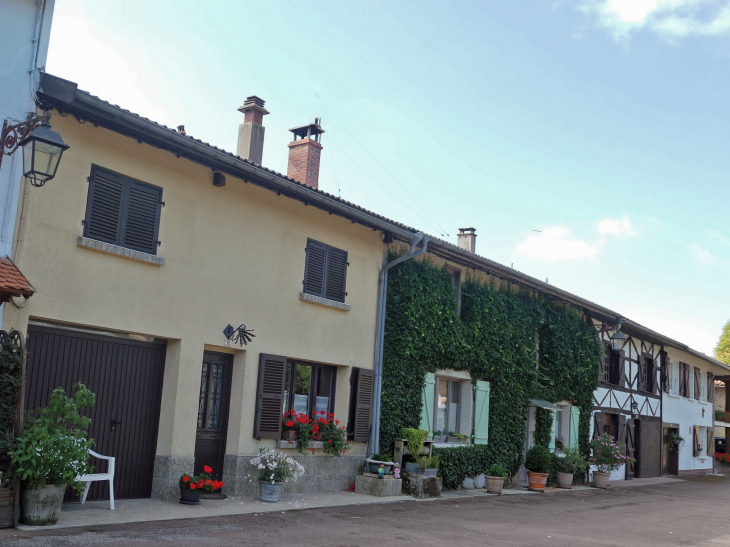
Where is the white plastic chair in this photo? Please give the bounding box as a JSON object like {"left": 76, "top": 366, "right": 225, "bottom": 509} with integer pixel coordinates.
{"left": 76, "top": 449, "right": 115, "bottom": 510}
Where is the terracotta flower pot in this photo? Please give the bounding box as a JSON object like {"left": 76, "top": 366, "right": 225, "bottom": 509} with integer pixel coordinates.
{"left": 556, "top": 472, "right": 573, "bottom": 489}
{"left": 485, "top": 475, "right": 504, "bottom": 495}
{"left": 593, "top": 471, "right": 610, "bottom": 489}
{"left": 313, "top": 433, "right": 323, "bottom": 441}
{"left": 284, "top": 430, "right": 297, "bottom": 442}
{"left": 526, "top": 471, "right": 548, "bottom": 492}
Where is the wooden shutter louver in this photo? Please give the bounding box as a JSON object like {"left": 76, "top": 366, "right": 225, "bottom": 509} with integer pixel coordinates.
{"left": 253, "top": 354, "right": 287, "bottom": 440}
{"left": 593, "top": 411, "right": 604, "bottom": 440}
{"left": 351, "top": 368, "right": 373, "bottom": 443}
{"left": 618, "top": 351, "right": 628, "bottom": 388}
{"left": 324, "top": 247, "right": 348, "bottom": 302}
{"left": 638, "top": 355, "right": 647, "bottom": 392}
{"left": 693, "top": 425, "right": 700, "bottom": 457}
{"left": 599, "top": 343, "right": 610, "bottom": 383}
{"left": 304, "top": 240, "right": 326, "bottom": 297}
{"left": 661, "top": 352, "right": 670, "bottom": 393}
{"left": 85, "top": 169, "right": 124, "bottom": 243}
{"left": 708, "top": 372, "right": 714, "bottom": 403}
{"left": 122, "top": 182, "right": 162, "bottom": 254}
{"left": 707, "top": 428, "right": 714, "bottom": 457}
{"left": 694, "top": 367, "right": 701, "bottom": 400}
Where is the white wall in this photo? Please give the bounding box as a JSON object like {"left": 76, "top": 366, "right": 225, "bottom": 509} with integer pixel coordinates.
{"left": 0, "top": 0, "right": 55, "bottom": 263}
{"left": 663, "top": 348, "right": 721, "bottom": 473}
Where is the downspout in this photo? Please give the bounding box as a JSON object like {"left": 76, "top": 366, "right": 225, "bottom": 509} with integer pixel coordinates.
{"left": 368, "top": 232, "right": 429, "bottom": 456}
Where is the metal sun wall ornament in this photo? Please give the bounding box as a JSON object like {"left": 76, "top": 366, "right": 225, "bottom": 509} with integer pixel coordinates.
{"left": 223, "top": 323, "right": 256, "bottom": 347}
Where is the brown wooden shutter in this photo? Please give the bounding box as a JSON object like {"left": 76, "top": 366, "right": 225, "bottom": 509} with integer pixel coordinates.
{"left": 85, "top": 167, "right": 124, "bottom": 243}
{"left": 661, "top": 352, "right": 670, "bottom": 393}
{"left": 253, "top": 354, "right": 287, "bottom": 440}
{"left": 324, "top": 246, "right": 348, "bottom": 302}
{"left": 593, "top": 411, "right": 604, "bottom": 440}
{"left": 599, "top": 343, "right": 610, "bottom": 383}
{"left": 351, "top": 368, "right": 373, "bottom": 443}
{"left": 304, "top": 239, "right": 326, "bottom": 297}
{"left": 638, "top": 355, "right": 647, "bottom": 392}
{"left": 708, "top": 372, "right": 714, "bottom": 403}
{"left": 619, "top": 351, "right": 628, "bottom": 388}
{"left": 694, "top": 367, "right": 701, "bottom": 400}
{"left": 618, "top": 415, "right": 627, "bottom": 445}
{"left": 626, "top": 420, "right": 636, "bottom": 479}
{"left": 707, "top": 428, "right": 714, "bottom": 457}
{"left": 693, "top": 425, "right": 699, "bottom": 457}
{"left": 121, "top": 180, "right": 162, "bottom": 254}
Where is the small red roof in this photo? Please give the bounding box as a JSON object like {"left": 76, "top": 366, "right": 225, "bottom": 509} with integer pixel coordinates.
{"left": 0, "top": 257, "right": 35, "bottom": 297}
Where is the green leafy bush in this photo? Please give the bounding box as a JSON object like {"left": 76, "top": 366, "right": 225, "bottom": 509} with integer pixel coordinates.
{"left": 525, "top": 445, "right": 551, "bottom": 473}
{"left": 10, "top": 383, "right": 96, "bottom": 494}
{"left": 487, "top": 464, "right": 508, "bottom": 478}
{"left": 401, "top": 428, "right": 427, "bottom": 457}
{"left": 560, "top": 446, "right": 589, "bottom": 476}
{"left": 0, "top": 335, "right": 22, "bottom": 491}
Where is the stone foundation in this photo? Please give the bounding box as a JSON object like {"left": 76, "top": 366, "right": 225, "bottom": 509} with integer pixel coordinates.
{"left": 401, "top": 472, "right": 441, "bottom": 499}
{"left": 678, "top": 467, "right": 714, "bottom": 476}
{"left": 222, "top": 454, "right": 364, "bottom": 497}
{"left": 355, "top": 475, "right": 403, "bottom": 497}
{"left": 151, "top": 455, "right": 195, "bottom": 501}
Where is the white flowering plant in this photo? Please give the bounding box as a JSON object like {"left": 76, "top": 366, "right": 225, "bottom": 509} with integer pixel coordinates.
{"left": 251, "top": 449, "right": 305, "bottom": 484}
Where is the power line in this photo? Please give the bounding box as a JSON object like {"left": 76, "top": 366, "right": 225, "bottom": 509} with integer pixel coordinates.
{"left": 327, "top": 138, "right": 447, "bottom": 237}
{"left": 326, "top": 108, "right": 450, "bottom": 237}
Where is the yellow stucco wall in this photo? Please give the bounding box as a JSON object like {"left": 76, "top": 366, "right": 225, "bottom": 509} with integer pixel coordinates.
{"left": 4, "top": 111, "right": 382, "bottom": 458}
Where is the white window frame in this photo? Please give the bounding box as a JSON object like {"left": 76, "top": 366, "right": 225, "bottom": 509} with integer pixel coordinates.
{"left": 433, "top": 371, "right": 473, "bottom": 439}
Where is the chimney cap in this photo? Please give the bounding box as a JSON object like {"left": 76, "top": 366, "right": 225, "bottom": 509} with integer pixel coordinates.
{"left": 458, "top": 227, "right": 476, "bottom": 234}
{"left": 238, "top": 95, "right": 269, "bottom": 116}
{"left": 289, "top": 118, "right": 325, "bottom": 140}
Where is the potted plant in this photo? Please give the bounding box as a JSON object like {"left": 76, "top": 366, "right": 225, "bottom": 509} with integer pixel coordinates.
{"left": 556, "top": 447, "right": 588, "bottom": 489}
{"left": 251, "top": 449, "right": 305, "bottom": 502}
{"left": 366, "top": 454, "right": 394, "bottom": 474}
{"left": 283, "top": 411, "right": 313, "bottom": 453}
{"left": 432, "top": 430, "right": 446, "bottom": 443}
{"left": 314, "top": 410, "right": 351, "bottom": 456}
{"left": 485, "top": 464, "right": 508, "bottom": 495}
{"left": 667, "top": 432, "right": 684, "bottom": 452}
{"left": 179, "top": 465, "right": 223, "bottom": 504}
{"left": 525, "top": 445, "right": 551, "bottom": 492}
{"left": 590, "top": 433, "right": 634, "bottom": 488}
{"left": 416, "top": 455, "right": 439, "bottom": 478}
{"left": 555, "top": 437, "right": 565, "bottom": 451}
{"left": 446, "top": 431, "right": 467, "bottom": 443}
{"left": 10, "top": 383, "right": 95, "bottom": 525}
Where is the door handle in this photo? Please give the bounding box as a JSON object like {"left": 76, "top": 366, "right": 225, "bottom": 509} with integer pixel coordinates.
{"left": 110, "top": 419, "right": 123, "bottom": 432}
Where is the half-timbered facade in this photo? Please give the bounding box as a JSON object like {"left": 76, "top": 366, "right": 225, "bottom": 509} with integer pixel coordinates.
{"left": 592, "top": 321, "right": 663, "bottom": 480}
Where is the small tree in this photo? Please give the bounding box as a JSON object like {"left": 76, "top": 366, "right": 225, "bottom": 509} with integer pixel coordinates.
{"left": 715, "top": 319, "right": 730, "bottom": 366}
{"left": 10, "top": 383, "right": 95, "bottom": 493}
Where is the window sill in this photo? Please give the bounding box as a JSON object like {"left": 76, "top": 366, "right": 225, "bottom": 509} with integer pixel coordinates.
{"left": 432, "top": 442, "right": 472, "bottom": 449}
{"left": 698, "top": 400, "right": 711, "bottom": 405}
{"left": 299, "top": 292, "right": 351, "bottom": 311}
{"left": 78, "top": 236, "right": 164, "bottom": 265}
{"left": 697, "top": 456, "right": 709, "bottom": 462}
{"left": 667, "top": 393, "right": 681, "bottom": 399}
{"left": 276, "top": 440, "right": 332, "bottom": 450}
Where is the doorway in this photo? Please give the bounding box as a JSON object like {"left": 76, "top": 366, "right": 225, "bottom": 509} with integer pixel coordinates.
{"left": 662, "top": 425, "right": 680, "bottom": 475}
{"left": 194, "top": 351, "right": 233, "bottom": 480}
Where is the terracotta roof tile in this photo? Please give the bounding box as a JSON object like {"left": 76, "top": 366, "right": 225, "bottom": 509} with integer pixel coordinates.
{"left": 0, "top": 257, "right": 35, "bottom": 296}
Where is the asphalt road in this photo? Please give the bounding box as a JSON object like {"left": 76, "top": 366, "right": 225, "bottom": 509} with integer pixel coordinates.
{"left": 2, "top": 475, "right": 729, "bottom": 546}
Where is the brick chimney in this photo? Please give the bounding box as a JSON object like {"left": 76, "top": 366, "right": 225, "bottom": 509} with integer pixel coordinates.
{"left": 287, "top": 118, "right": 324, "bottom": 188}
{"left": 237, "top": 96, "right": 269, "bottom": 165}
{"left": 457, "top": 228, "right": 476, "bottom": 253}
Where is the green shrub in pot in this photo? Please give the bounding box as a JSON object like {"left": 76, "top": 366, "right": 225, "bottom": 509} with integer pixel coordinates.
{"left": 10, "top": 383, "right": 96, "bottom": 525}
{"left": 560, "top": 447, "right": 589, "bottom": 476}
{"left": 487, "top": 464, "right": 508, "bottom": 479}
{"left": 524, "top": 445, "right": 551, "bottom": 474}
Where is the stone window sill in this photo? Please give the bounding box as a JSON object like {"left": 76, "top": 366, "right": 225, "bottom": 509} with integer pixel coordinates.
{"left": 667, "top": 393, "right": 681, "bottom": 399}
{"left": 698, "top": 400, "right": 711, "bottom": 405}
{"left": 78, "top": 236, "right": 165, "bottom": 265}
{"left": 299, "top": 292, "right": 351, "bottom": 311}
{"left": 276, "top": 440, "right": 326, "bottom": 450}
{"left": 432, "top": 442, "right": 472, "bottom": 449}
{"left": 697, "top": 456, "right": 709, "bottom": 462}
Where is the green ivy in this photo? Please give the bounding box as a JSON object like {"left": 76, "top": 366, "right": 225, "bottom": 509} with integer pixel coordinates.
{"left": 0, "top": 336, "right": 23, "bottom": 490}
{"left": 381, "top": 251, "right": 601, "bottom": 486}
{"left": 533, "top": 408, "right": 553, "bottom": 449}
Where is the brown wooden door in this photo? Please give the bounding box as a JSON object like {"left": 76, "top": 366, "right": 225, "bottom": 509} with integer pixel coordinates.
{"left": 25, "top": 326, "right": 166, "bottom": 500}
{"left": 662, "top": 427, "right": 679, "bottom": 475}
{"left": 636, "top": 419, "right": 661, "bottom": 478}
{"left": 194, "top": 351, "right": 233, "bottom": 480}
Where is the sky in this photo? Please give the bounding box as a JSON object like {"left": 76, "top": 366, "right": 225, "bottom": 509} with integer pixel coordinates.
{"left": 45, "top": 0, "right": 730, "bottom": 355}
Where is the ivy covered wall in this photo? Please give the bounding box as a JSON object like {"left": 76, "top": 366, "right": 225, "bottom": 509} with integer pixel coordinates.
{"left": 380, "top": 250, "right": 601, "bottom": 482}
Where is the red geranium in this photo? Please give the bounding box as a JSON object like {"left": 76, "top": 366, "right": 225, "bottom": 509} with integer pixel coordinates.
{"left": 182, "top": 475, "right": 189, "bottom": 483}
{"left": 190, "top": 483, "right": 196, "bottom": 490}
{"left": 197, "top": 479, "right": 204, "bottom": 488}
{"left": 203, "top": 465, "right": 213, "bottom": 474}
{"left": 285, "top": 421, "right": 295, "bottom": 428}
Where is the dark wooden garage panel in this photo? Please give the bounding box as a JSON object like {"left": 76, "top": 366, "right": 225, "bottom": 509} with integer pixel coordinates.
{"left": 25, "top": 325, "right": 166, "bottom": 500}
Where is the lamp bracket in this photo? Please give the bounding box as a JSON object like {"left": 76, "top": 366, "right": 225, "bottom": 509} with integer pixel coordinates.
{"left": 0, "top": 111, "right": 51, "bottom": 168}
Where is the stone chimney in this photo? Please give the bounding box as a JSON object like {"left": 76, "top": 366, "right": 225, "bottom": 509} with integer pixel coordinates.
{"left": 237, "top": 96, "right": 269, "bottom": 165}
{"left": 287, "top": 118, "right": 324, "bottom": 188}
{"left": 457, "top": 228, "right": 476, "bottom": 253}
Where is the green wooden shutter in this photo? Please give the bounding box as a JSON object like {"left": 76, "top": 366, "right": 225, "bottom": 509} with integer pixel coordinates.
{"left": 473, "top": 380, "right": 490, "bottom": 445}
{"left": 420, "top": 372, "right": 435, "bottom": 432}
{"left": 549, "top": 410, "right": 557, "bottom": 453}
{"left": 569, "top": 406, "right": 580, "bottom": 448}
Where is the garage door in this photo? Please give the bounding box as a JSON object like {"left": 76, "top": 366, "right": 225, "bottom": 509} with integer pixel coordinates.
{"left": 25, "top": 325, "right": 166, "bottom": 500}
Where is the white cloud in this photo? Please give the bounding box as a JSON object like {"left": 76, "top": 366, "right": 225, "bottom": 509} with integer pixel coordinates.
{"left": 515, "top": 216, "right": 639, "bottom": 263}
{"left": 598, "top": 216, "right": 638, "bottom": 237}
{"left": 687, "top": 243, "right": 719, "bottom": 264}
{"left": 576, "top": 0, "right": 730, "bottom": 40}
{"left": 515, "top": 226, "right": 600, "bottom": 262}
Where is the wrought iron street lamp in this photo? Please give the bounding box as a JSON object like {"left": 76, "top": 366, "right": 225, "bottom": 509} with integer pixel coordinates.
{"left": 1, "top": 111, "right": 69, "bottom": 187}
